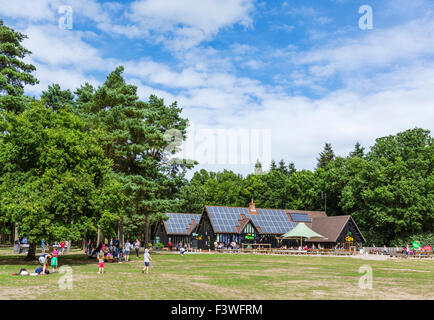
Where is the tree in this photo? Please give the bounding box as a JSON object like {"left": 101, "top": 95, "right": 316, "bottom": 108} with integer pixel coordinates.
{"left": 340, "top": 128, "right": 434, "bottom": 244}
{"left": 75, "top": 66, "right": 195, "bottom": 246}
{"left": 0, "top": 101, "right": 112, "bottom": 259}
{"left": 316, "top": 142, "right": 335, "bottom": 169}
{"left": 0, "top": 20, "right": 38, "bottom": 113}
{"left": 278, "top": 159, "right": 288, "bottom": 175}
{"left": 269, "top": 159, "right": 277, "bottom": 171}
{"left": 41, "top": 83, "right": 75, "bottom": 111}
{"left": 349, "top": 141, "right": 365, "bottom": 158}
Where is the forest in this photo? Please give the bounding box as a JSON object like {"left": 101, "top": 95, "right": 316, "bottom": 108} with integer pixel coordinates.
{"left": 0, "top": 20, "right": 432, "bottom": 258}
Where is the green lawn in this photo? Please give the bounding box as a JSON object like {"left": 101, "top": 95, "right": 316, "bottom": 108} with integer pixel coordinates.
{"left": 0, "top": 248, "right": 433, "bottom": 300}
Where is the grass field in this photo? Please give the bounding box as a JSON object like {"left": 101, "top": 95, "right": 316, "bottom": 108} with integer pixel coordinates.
{"left": 0, "top": 248, "right": 433, "bottom": 300}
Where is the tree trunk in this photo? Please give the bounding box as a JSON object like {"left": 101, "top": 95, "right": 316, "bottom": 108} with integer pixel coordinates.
{"left": 13, "top": 223, "right": 19, "bottom": 253}
{"left": 97, "top": 226, "right": 102, "bottom": 245}
{"left": 82, "top": 231, "right": 87, "bottom": 250}
{"left": 25, "top": 242, "right": 36, "bottom": 261}
{"left": 145, "top": 214, "right": 150, "bottom": 247}
{"left": 118, "top": 216, "right": 124, "bottom": 247}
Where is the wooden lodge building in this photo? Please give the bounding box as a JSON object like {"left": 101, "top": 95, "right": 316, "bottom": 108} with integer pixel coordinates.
{"left": 155, "top": 201, "right": 365, "bottom": 249}
{"left": 154, "top": 213, "right": 201, "bottom": 247}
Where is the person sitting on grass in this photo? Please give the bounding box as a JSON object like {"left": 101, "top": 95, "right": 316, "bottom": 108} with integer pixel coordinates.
{"left": 98, "top": 252, "right": 104, "bottom": 274}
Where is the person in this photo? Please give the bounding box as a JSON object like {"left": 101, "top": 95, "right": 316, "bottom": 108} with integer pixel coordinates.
{"left": 134, "top": 239, "right": 141, "bottom": 258}
{"left": 231, "top": 241, "right": 236, "bottom": 253}
{"left": 382, "top": 245, "right": 388, "bottom": 255}
{"left": 124, "top": 240, "right": 131, "bottom": 262}
{"left": 21, "top": 236, "right": 27, "bottom": 244}
{"left": 114, "top": 243, "right": 119, "bottom": 260}
{"left": 109, "top": 239, "right": 113, "bottom": 253}
{"left": 118, "top": 245, "right": 123, "bottom": 263}
{"left": 39, "top": 253, "right": 51, "bottom": 274}
{"left": 142, "top": 248, "right": 152, "bottom": 274}
{"left": 98, "top": 251, "right": 104, "bottom": 274}
{"left": 87, "top": 240, "right": 92, "bottom": 256}
{"left": 41, "top": 240, "right": 46, "bottom": 254}
{"left": 180, "top": 246, "right": 185, "bottom": 257}
{"left": 60, "top": 241, "right": 65, "bottom": 255}
{"left": 51, "top": 251, "right": 58, "bottom": 273}
{"left": 64, "top": 240, "right": 69, "bottom": 253}
{"left": 168, "top": 241, "right": 173, "bottom": 252}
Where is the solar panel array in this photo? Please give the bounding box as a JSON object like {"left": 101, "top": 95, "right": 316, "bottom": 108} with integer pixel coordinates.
{"left": 248, "top": 209, "right": 296, "bottom": 234}
{"left": 289, "top": 213, "right": 312, "bottom": 223}
{"left": 164, "top": 213, "right": 201, "bottom": 234}
{"left": 206, "top": 206, "right": 296, "bottom": 234}
{"left": 207, "top": 206, "right": 248, "bottom": 233}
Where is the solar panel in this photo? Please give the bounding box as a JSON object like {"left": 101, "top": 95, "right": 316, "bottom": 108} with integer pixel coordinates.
{"left": 246, "top": 209, "right": 296, "bottom": 234}
{"left": 206, "top": 206, "right": 297, "bottom": 235}
{"left": 164, "top": 213, "right": 201, "bottom": 234}
{"left": 290, "top": 213, "right": 312, "bottom": 223}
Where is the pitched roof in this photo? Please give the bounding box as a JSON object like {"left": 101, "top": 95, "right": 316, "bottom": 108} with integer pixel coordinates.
{"left": 204, "top": 205, "right": 296, "bottom": 235}
{"left": 287, "top": 209, "right": 327, "bottom": 220}
{"left": 163, "top": 213, "right": 201, "bottom": 235}
{"left": 309, "top": 216, "right": 350, "bottom": 242}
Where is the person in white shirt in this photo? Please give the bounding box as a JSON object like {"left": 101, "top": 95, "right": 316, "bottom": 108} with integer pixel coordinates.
{"left": 142, "top": 248, "right": 152, "bottom": 274}
{"left": 124, "top": 240, "right": 131, "bottom": 262}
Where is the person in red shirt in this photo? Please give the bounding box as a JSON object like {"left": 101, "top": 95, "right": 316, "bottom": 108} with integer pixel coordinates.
{"left": 60, "top": 241, "right": 65, "bottom": 255}
{"left": 168, "top": 241, "right": 173, "bottom": 251}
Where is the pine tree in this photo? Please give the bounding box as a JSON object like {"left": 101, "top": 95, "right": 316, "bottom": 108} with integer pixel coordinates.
{"left": 278, "top": 159, "right": 287, "bottom": 175}
{"left": 349, "top": 141, "right": 365, "bottom": 158}
{"left": 75, "top": 66, "right": 194, "bottom": 245}
{"left": 41, "top": 84, "right": 75, "bottom": 111}
{"left": 269, "top": 159, "right": 277, "bottom": 171}
{"left": 316, "top": 142, "right": 335, "bottom": 169}
{"left": 0, "top": 20, "right": 38, "bottom": 113}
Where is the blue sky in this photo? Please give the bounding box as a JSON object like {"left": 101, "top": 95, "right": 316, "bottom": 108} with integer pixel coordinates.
{"left": 1, "top": 0, "right": 434, "bottom": 176}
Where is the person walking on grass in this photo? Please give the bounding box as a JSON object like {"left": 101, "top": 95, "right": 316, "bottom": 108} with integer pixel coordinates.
{"left": 98, "top": 252, "right": 104, "bottom": 274}
{"left": 180, "top": 246, "right": 185, "bottom": 257}
{"left": 134, "top": 239, "right": 141, "bottom": 258}
{"left": 142, "top": 248, "right": 152, "bottom": 274}
{"left": 124, "top": 240, "right": 131, "bottom": 262}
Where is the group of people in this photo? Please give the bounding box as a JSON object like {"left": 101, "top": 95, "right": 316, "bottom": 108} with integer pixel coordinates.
{"left": 97, "top": 247, "right": 153, "bottom": 275}
{"left": 89, "top": 239, "right": 142, "bottom": 263}
{"left": 37, "top": 248, "right": 59, "bottom": 274}
{"left": 41, "top": 240, "right": 68, "bottom": 255}
{"left": 214, "top": 241, "right": 239, "bottom": 253}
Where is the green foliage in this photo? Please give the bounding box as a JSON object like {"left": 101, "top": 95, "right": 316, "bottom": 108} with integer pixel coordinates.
{"left": 0, "top": 20, "right": 38, "bottom": 113}
{"left": 316, "top": 142, "right": 335, "bottom": 169}
{"left": 41, "top": 83, "right": 75, "bottom": 111}
{"left": 0, "top": 101, "right": 112, "bottom": 244}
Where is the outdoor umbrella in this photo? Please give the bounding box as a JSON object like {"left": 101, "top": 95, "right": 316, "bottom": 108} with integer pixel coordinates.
{"left": 277, "top": 222, "right": 327, "bottom": 246}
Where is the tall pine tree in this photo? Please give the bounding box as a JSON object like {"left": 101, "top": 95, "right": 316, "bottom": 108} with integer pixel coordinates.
{"left": 316, "top": 142, "right": 335, "bottom": 169}
{"left": 0, "top": 20, "right": 38, "bottom": 113}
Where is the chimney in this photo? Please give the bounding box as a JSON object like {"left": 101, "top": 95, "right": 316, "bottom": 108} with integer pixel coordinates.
{"left": 248, "top": 199, "right": 257, "bottom": 214}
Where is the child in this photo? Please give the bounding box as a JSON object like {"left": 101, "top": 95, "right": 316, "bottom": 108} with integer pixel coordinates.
{"left": 98, "top": 252, "right": 104, "bottom": 274}
{"left": 142, "top": 248, "right": 152, "bottom": 274}
{"left": 51, "top": 252, "right": 58, "bottom": 273}
{"left": 180, "top": 246, "right": 185, "bottom": 257}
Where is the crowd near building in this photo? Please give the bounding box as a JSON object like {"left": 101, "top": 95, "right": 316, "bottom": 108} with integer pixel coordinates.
{"left": 154, "top": 200, "right": 365, "bottom": 249}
